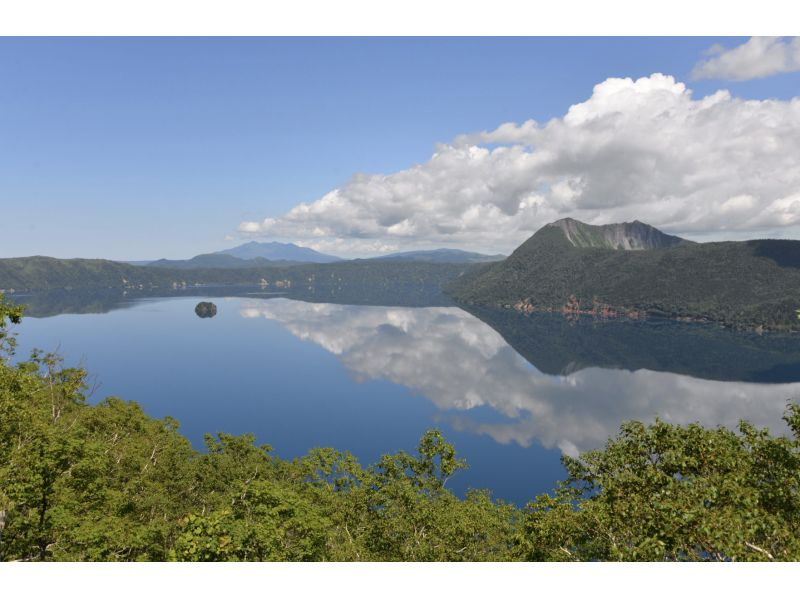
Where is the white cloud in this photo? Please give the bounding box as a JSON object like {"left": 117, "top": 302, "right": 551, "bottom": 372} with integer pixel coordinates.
{"left": 240, "top": 73, "right": 800, "bottom": 254}
{"left": 693, "top": 37, "right": 800, "bottom": 81}
{"left": 238, "top": 221, "right": 262, "bottom": 234}
{"left": 300, "top": 238, "right": 401, "bottom": 256}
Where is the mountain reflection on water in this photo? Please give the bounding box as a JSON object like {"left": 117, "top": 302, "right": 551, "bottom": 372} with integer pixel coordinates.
{"left": 241, "top": 299, "right": 800, "bottom": 456}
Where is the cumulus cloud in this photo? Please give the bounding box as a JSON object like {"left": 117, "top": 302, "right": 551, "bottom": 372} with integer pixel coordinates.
{"left": 693, "top": 36, "right": 800, "bottom": 81}
{"left": 299, "top": 238, "right": 401, "bottom": 256}
{"left": 240, "top": 74, "right": 800, "bottom": 254}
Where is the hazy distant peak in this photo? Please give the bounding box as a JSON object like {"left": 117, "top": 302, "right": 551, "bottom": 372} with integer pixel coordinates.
{"left": 217, "top": 241, "right": 342, "bottom": 263}
{"left": 236, "top": 241, "right": 293, "bottom": 249}
{"left": 368, "top": 248, "right": 506, "bottom": 263}
{"left": 546, "top": 218, "right": 690, "bottom": 250}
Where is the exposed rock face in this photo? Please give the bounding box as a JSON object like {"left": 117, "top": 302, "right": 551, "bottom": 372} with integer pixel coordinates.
{"left": 194, "top": 301, "right": 217, "bottom": 318}
{"left": 547, "top": 218, "right": 690, "bottom": 250}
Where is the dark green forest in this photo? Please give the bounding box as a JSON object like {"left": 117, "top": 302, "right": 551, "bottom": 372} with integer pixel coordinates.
{"left": 0, "top": 256, "right": 467, "bottom": 302}
{"left": 2, "top": 293, "right": 800, "bottom": 561}
{"left": 446, "top": 226, "right": 800, "bottom": 331}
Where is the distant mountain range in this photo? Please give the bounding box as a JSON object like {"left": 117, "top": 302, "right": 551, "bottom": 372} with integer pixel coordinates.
{"left": 446, "top": 218, "right": 800, "bottom": 331}
{"left": 127, "top": 242, "right": 503, "bottom": 269}
{"left": 365, "top": 248, "right": 505, "bottom": 264}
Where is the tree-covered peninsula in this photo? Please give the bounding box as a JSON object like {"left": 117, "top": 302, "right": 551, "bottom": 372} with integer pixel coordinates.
{"left": 2, "top": 294, "right": 799, "bottom": 561}
{"left": 446, "top": 219, "right": 800, "bottom": 331}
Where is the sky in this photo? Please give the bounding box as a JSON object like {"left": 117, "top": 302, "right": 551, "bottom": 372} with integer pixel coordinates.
{"left": 1, "top": 36, "right": 799, "bottom": 260}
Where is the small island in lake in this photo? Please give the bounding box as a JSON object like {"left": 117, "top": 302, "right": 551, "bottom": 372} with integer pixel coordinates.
{"left": 194, "top": 301, "right": 217, "bottom": 318}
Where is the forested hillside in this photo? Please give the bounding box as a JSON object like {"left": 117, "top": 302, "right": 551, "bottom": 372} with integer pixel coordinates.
{"left": 144, "top": 254, "right": 301, "bottom": 269}
{"left": 446, "top": 223, "right": 800, "bottom": 331}
{"left": 0, "top": 257, "right": 467, "bottom": 305}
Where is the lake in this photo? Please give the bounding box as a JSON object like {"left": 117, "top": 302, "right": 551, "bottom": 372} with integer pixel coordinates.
{"left": 11, "top": 290, "right": 800, "bottom": 506}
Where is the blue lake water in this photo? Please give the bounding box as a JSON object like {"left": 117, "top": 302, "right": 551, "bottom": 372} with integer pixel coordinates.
{"left": 12, "top": 292, "right": 800, "bottom": 505}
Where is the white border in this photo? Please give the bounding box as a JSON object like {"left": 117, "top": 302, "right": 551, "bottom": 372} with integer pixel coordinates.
{"left": 1, "top": 561, "right": 799, "bottom": 597}
{"left": 0, "top": 0, "right": 798, "bottom": 36}
{"left": 3, "top": 2, "right": 800, "bottom": 593}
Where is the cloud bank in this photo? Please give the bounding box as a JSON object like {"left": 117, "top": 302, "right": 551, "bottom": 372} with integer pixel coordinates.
{"left": 693, "top": 37, "right": 800, "bottom": 81}
{"left": 240, "top": 73, "right": 800, "bottom": 255}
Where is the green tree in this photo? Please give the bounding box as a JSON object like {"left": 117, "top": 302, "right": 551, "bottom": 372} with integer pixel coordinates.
{"left": 514, "top": 406, "right": 800, "bottom": 561}
{"left": 311, "top": 430, "right": 516, "bottom": 561}
{"left": 0, "top": 293, "right": 23, "bottom": 357}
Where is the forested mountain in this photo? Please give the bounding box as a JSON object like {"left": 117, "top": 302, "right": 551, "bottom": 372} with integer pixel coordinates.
{"left": 0, "top": 256, "right": 166, "bottom": 291}
{"left": 446, "top": 220, "right": 800, "bottom": 331}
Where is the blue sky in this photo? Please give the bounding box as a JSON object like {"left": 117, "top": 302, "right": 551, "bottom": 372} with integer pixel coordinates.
{"left": 2, "top": 37, "right": 799, "bottom": 259}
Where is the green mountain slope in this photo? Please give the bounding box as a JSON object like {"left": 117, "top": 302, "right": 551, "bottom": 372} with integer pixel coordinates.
{"left": 0, "top": 256, "right": 161, "bottom": 291}
{"left": 446, "top": 221, "right": 800, "bottom": 331}
{"left": 145, "top": 253, "right": 301, "bottom": 269}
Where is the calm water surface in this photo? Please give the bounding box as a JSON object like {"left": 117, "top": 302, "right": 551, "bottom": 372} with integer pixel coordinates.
{"left": 13, "top": 293, "right": 800, "bottom": 505}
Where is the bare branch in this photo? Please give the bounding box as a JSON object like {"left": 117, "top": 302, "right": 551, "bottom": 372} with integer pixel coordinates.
{"left": 745, "top": 541, "right": 774, "bottom": 560}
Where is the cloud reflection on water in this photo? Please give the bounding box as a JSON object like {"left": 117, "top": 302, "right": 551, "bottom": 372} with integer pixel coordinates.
{"left": 240, "top": 299, "right": 800, "bottom": 455}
